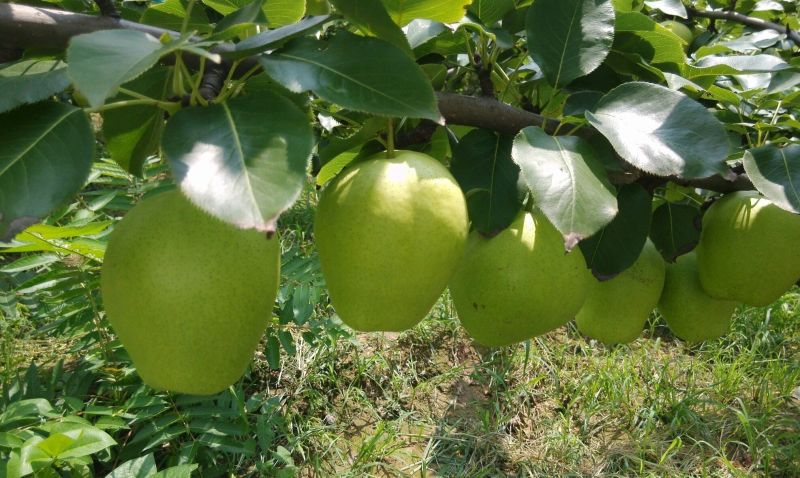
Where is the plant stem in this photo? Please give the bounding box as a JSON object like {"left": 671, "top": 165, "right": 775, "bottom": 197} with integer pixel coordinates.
{"left": 386, "top": 118, "right": 396, "bottom": 158}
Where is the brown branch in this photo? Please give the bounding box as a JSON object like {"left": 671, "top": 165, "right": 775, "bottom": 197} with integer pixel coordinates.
{"left": 687, "top": 6, "right": 800, "bottom": 47}
{"left": 93, "top": 0, "right": 120, "bottom": 19}
{"left": 0, "top": 3, "right": 754, "bottom": 193}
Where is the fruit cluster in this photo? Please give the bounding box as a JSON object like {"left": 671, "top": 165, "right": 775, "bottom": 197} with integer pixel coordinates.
{"left": 100, "top": 152, "right": 800, "bottom": 395}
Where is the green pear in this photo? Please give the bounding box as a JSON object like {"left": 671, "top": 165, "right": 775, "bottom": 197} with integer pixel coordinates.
{"left": 101, "top": 190, "right": 280, "bottom": 395}
{"left": 314, "top": 150, "right": 468, "bottom": 332}
{"left": 450, "top": 211, "right": 591, "bottom": 347}
{"left": 660, "top": 20, "right": 694, "bottom": 45}
{"left": 695, "top": 191, "right": 800, "bottom": 306}
{"left": 658, "top": 252, "right": 738, "bottom": 343}
{"left": 576, "top": 240, "right": 665, "bottom": 345}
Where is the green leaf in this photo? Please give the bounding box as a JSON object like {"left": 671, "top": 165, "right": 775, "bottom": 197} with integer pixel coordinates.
{"left": 0, "top": 254, "right": 61, "bottom": 273}
{"left": 266, "top": 332, "right": 281, "bottom": 369}
{"left": 67, "top": 30, "right": 182, "bottom": 108}
{"left": 0, "top": 59, "right": 69, "bottom": 114}
{"left": 213, "top": 0, "right": 267, "bottom": 34}
{"left": 579, "top": 183, "right": 652, "bottom": 279}
{"left": 382, "top": 0, "right": 471, "bottom": 25}
{"left": 512, "top": 127, "right": 618, "bottom": 247}
{"left": 230, "top": 15, "right": 330, "bottom": 58}
{"left": 648, "top": 202, "right": 700, "bottom": 261}
{"left": 260, "top": 33, "right": 440, "bottom": 121}
{"left": 103, "top": 67, "right": 170, "bottom": 176}
{"left": 328, "top": 0, "right": 413, "bottom": 55}
{"left": 163, "top": 90, "right": 313, "bottom": 232}
{"left": 613, "top": 30, "right": 686, "bottom": 67}
{"left": 450, "top": 129, "right": 521, "bottom": 235}
{"left": 643, "top": 0, "right": 685, "bottom": 18}
{"left": 586, "top": 82, "right": 731, "bottom": 179}
{"left": 469, "top": 0, "right": 515, "bottom": 25}
{"left": 526, "top": 0, "right": 615, "bottom": 87}
{"left": 743, "top": 144, "right": 800, "bottom": 214}
{"left": 140, "top": 0, "right": 212, "bottom": 33}
{"left": 150, "top": 465, "right": 198, "bottom": 478}
{"left": 203, "top": 0, "right": 305, "bottom": 26}
{"left": 0, "top": 102, "right": 94, "bottom": 242}
{"left": 107, "top": 454, "right": 157, "bottom": 478}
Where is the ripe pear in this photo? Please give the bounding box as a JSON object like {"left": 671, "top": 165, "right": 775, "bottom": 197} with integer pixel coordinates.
{"left": 576, "top": 240, "right": 665, "bottom": 345}
{"left": 658, "top": 252, "right": 738, "bottom": 342}
{"left": 450, "top": 211, "right": 591, "bottom": 347}
{"left": 101, "top": 190, "right": 280, "bottom": 395}
{"left": 314, "top": 150, "right": 468, "bottom": 331}
{"left": 695, "top": 191, "right": 800, "bottom": 306}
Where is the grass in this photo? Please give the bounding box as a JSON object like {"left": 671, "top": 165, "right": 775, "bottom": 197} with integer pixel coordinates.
{"left": 2, "top": 187, "right": 799, "bottom": 477}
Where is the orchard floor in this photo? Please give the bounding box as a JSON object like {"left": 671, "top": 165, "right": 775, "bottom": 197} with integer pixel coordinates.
{"left": 2, "top": 191, "right": 799, "bottom": 477}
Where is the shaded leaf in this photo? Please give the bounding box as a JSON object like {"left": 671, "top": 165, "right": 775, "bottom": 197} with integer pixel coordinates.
{"left": 0, "top": 59, "right": 69, "bottom": 114}
{"left": 260, "top": 33, "right": 440, "bottom": 121}
{"left": 203, "top": 0, "right": 305, "bottom": 26}
{"left": 469, "top": 0, "right": 515, "bottom": 25}
{"left": 526, "top": 0, "right": 615, "bottom": 87}
{"left": 328, "top": 0, "right": 412, "bottom": 55}
{"left": 648, "top": 201, "right": 701, "bottom": 261}
{"left": 512, "top": 127, "right": 618, "bottom": 248}
{"left": 586, "top": 82, "right": 731, "bottom": 179}
{"left": 213, "top": 0, "right": 267, "bottom": 35}
{"left": 163, "top": 90, "right": 313, "bottom": 232}
{"left": 229, "top": 15, "right": 330, "bottom": 58}
{"left": 0, "top": 102, "right": 93, "bottom": 241}
{"left": 102, "top": 67, "right": 170, "bottom": 176}
{"left": 140, "top": 0, "right": 212, "bottom": 33}
{"left": 579, "top": 183, "right": 652, "bottom": 279}
{"left": 151, "top": 464, "right": 198, "bottom": 478}
{"left": 743, "top": 144, "right": 800, "bottom": 214}
{"left": 450, "top": 129, "right": 521, "bottom": 235}
{"left": 107, "top": 454, "right": 157, "bottom": 478}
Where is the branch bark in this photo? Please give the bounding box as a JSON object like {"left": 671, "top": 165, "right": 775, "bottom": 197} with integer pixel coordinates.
{"left": 687, "top": 6, "right": 800, "bottom": 47}
{"left": 0, "top": 3, "right": 754, "bottom": 193}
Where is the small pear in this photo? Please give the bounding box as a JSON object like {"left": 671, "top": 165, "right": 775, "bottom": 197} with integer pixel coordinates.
{"left": 576, "top": 240, "right": 665, "bottom": 345}
{"left": 658, "top": 252, "right": 738, "bottom": 342}
{"left": 315, "top": 150, "right": 468, "bottom": 331}
{"left": 450, "top": 211, "right": 591, "bottom": 346}
{"left": 695, "top": 191, "right": 800, "bottom": 306}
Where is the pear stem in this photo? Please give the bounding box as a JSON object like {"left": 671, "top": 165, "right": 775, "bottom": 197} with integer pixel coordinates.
{"left": 386, "top": 118, "right": 396, "bottom": 159}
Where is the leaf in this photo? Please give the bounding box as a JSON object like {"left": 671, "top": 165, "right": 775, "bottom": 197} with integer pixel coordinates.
{"left": 107, "top": 454, "right": 157, "bottom": 478}
{"left": 648, "top": 202, "right": 700, "bottom": 261}
{"left": 0, "top": 59, "right": 69, "bottom": 114}
{"left": 102, "top": 67, "right": 170, "bottom": 176}
{"left": 526, "top": 0, "right": 615, "bottom": 87}
{"left": 203, "top": 0, "right": 305, "bottom": 26}
{"left": 643, "top": 0, "right": 686, "bottom": 18}
{"left": 0, "top": 102, "right": 94, "bottom": 242}
{"left": 743, "top": 144, "right": 800, "bottom": 214}
{"left": 511, "top": 127, "right": 618, "bottom": 248}
{"left": 450, "top": 129, "right": 521, "bottom": 235}
{"left": 0, "top": 254, "right": 61, "bottom": 273}
{"left": 0, "top": 432, "right": 25, "bottom": 449}
{"left": 260, "top": 32, "right": 440, "bottom": 121}
{"left": 382, "top": 0, "right": 471, "bottom": 25}
{"left": 230, "top": 15, "right": 330, "bottom": 58}
{"left": 328, "top": 0, "right": 413, "bottom": 55}
{"left": 613, "top": 30, "right": 686, "bottom": 67}
{"left": 586, "top": 82, "right": 731, "bottom": 179}
{"left": 151, "top": 465, "right": 198, "bottom": 478}
{"left": 67, "top": 30, "right": 184, "bottom": 108}
{"left": 578, "top": 183, "right": 652, "bottom": 279}
{"left": 266, "top": 332, "right": 281, "bottom": 369}
{"left": 140, "top": 0, "right": 212, "bottom": 33}
{"left": 0, "top": 399, "right": 54, "bottom": 429}
{"left": 214, "top": 0, "right": 267, "bottom": 34}
{"left": 162, "top": 90, "right": 313, "bottom": 232}
{"left": 468, "top": 0, "right": 515, "bottom": 25}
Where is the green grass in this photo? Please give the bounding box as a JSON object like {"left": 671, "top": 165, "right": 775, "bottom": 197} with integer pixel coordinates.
{"left": 1, "top": 185, "right": 799, "bottom": 477}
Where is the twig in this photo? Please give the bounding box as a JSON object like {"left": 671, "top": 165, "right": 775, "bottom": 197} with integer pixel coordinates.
{"left": 93, "top": 0, "right": 120, "bottom": 19}
{"left": 687, "top": 6, "right": 800, "bottom": 47}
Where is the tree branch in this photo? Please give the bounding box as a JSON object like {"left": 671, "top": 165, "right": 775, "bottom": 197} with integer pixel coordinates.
{"left": 687, "top": 6, "right": 800, "bottom": 47}
{"left": 0, "top": 3, "right": 754, "bottom": 193}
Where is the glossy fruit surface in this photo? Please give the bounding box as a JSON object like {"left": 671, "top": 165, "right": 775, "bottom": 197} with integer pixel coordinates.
{"left": 450, "top": 211, "right": 591, "bottom": 346}
{"left": 576, "top": 240, "right": 665, "bottom": 345}
{"left": 101, "top": 190, "right": 280, "bottom": 395}
{"left": 695, "top": 191, "right": 800, "bottom": 306}
{"left": 315, "top": 150, "right": 468, "bottom": 331}
{"left": 658, "top": 252, "right": 737, "bottom": 343}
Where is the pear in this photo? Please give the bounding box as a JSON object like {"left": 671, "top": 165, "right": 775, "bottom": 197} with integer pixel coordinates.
{"left": 314, "top": 150, "right": 468, "bottom": 331}
{"left": 660, "top": 20, "right": 694, "bottom": 45}
{"left": 101, "top": 190, "right": 280, "bottom": 395}
{"left": 576, "top": 240, "right": 665, "bottom": 345}
{"left": 658, "top": 252, "right": 738, "bottom": 342}
{"left": 450, "top": 211, "right": 591, "bottom": 346}
{"left": 695, "top": 191, "right": 800, "bottom": 306}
